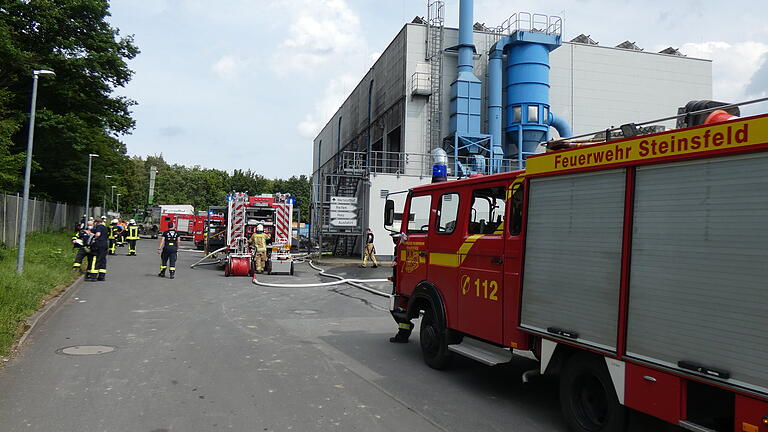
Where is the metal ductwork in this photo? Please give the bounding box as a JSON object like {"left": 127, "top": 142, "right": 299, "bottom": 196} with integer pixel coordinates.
{"left": 487, "top": 14, "right": 572, "bottom": 170}
{"left": 449, "top": 0, "right": 491, "bottom": 175}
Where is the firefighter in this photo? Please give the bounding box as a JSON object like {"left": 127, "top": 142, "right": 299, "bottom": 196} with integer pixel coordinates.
{"left": 360, "top": 228, "right": 378, "bottom": 268}
{"left": 108, "top": 218, "right": 119, "bottom": 255}
{"left": 157, "top": 221, "right": 179, "bottom": 279}
{"left": 87, "top": 217, "right": 109, "bottom": 281}
{"left": 71, "top": 220, "right": 92, "bottom": 271}
{"left": 249, "top": 224, "right": 269, "bottom": 274}
{"left": 126, "top": 219, "right": 139, "bottom": 256}
{"left": 117, "top": 219, "right": 127, "bottom": 247}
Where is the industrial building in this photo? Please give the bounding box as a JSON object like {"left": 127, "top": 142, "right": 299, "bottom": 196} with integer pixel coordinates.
{"left": 311, "top": 1, "right": 712, "bottom": 258}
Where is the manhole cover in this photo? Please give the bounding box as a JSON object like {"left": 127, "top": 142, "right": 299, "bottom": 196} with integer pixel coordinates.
{"left": 56, "top": 345, "right": 116, "bottom": 356}
{"left": 292, "top": 309, "right": 319, "bottom": 315}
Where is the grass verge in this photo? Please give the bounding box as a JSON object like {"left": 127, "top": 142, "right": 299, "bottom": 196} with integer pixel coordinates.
{"left": 0, "top": 231, "right": 79, "bottom": 357}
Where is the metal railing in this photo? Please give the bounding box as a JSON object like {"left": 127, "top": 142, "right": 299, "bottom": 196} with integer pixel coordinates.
{"left": 410, "top": 72, "right": 431, "bottom": 96}
{"left": 501, "top": 12, "right": 562, "bottom": 36}
{"left": 337, "top": 151, "right": 521, "bottom": 177}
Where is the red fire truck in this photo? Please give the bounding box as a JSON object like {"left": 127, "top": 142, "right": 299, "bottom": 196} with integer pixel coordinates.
{"left": 193, "top": 211, "right": 225, "bottom": 250}
{"left": 385, "top": 113, "right": 768, "bottom": 432}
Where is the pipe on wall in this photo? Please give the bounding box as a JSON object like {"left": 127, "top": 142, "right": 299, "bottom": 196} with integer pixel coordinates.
{"left": 549, "top": 112, "right": 573, "bottom": 139}
{"left": 488, "top": 37, "right": 508, "bottom": 169}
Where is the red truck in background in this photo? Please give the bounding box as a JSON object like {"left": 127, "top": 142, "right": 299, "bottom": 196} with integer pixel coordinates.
{"left": 385, "top": 113, "right": 768, "bottom": 432}
{"left": 193, "top": 210, "right": 226, "bottom": 250}
{"left": 158, "top": 205, "right": 196, "bottom": 240}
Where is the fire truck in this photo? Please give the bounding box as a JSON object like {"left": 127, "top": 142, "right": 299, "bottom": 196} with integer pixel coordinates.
{"left": 385, "top": 112, "right": 768, "bottom": 432}
{"left": 193, "top": 208, "right": 225, "bottom": 250}
{"left": 223, "top": 192, "right": 294, "bottom": 276}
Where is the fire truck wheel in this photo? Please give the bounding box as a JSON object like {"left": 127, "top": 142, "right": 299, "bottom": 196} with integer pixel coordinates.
{"left": 224, "top": 260, "right": 231, "bottom": 277}
{"left": 419, "top": 306, "right": 452, "bottom": 370}
{"left": 559, "top": 353, "right": 626, "bottom": 432}
{"left": 289, "top": 262, "right": 294, "bottom": 276}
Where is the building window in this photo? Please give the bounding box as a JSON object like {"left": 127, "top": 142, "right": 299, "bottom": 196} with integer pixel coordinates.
{"left": 469, "top": 187, "right": 506, "bottom": 235}
{"left": 407, "top": 194, "right": 432, "bottom": 233}
{"left": 528, "top": 105, "right": 538, "bottom": 123}
{"left": 436, "top": 193, "right": 460, "bottom": 234}
{"left": 513, "top": 106, "right": 522, "bottom": 122}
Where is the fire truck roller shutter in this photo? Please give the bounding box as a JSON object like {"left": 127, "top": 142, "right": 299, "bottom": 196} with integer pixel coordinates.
{"left": 627, "top": 153, "right": 768, "bottom": 394}
{"left": 521, "top": 169, "right": 626, "bottom": 351}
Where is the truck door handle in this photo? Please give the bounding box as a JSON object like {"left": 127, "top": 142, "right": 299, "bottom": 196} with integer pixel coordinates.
{"left": 491, "top": 257, "right": 503, "bottom": 264}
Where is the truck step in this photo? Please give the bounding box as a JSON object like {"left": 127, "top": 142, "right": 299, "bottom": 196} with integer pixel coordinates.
{"left": 678, "top": 421, "right": 718, "bottom": 432}
{"left": 448, "top": 337, "right": 512, "bottom": 366}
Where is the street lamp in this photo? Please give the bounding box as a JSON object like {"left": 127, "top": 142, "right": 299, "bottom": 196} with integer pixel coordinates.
{"left": 116, "top": 193, "right": 122, "bottom": 215}
{"left": 16, "top": 69, "right": 55, "bottom": 274}
{"left": 84, "top": 153, "right": 99, "bottom": 218}
{"left": 110, "top": 185, "right": 117, "bottom": 210}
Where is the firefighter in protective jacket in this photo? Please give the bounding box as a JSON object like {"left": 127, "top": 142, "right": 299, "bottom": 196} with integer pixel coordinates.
{"left": 249, "top": 224, "right": 269, "bottom": 274}
{"left": 157, "top": 222, "right": 179, "bottom": 279}
{"left": 71, "top": 220, "right": 91, "bottom": 270}
{"left": 108, "top": 219, "right": 120, "bottom": 255}
{"left": 126, "top": 219, "right": 139, "bottom": 256}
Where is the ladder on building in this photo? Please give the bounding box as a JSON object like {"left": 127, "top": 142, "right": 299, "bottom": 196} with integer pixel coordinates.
{"left": 426, "top": 0, "right": 445, "bottom": 152}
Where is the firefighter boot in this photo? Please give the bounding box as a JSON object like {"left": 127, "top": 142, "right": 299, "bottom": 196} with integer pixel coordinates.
{"left": 169, "top": 269, "right": 175, "bottom": 279}
{"left": 158, "top": 267, "right": 166, "bottom": 278}
{"left": 389, "top": 322, "right": 413, "bottom": 343}
{"left": 97, "top": 272, "right": 106, "bottom": 282}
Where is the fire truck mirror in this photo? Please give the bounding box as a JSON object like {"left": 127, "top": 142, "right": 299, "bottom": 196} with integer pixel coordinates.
{"left": 384, "top": 199, "right": 395, "bottom": 227}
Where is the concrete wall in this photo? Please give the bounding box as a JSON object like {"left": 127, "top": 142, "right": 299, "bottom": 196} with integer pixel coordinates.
{"left": 550, "top": 43, "right": 712, "bottom": 136}
{"left": 312, "top": 26, "right": 408, "bottom": 176}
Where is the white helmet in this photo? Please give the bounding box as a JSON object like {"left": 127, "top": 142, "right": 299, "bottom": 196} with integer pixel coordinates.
{"left": 256, "top": 224, "right": 264, "bottom": 233}
{"left": 111, "top": 218, "right": 118, "bottom": 224}
{"left": 129, "top": 219, "right": 136, "bottom": 224}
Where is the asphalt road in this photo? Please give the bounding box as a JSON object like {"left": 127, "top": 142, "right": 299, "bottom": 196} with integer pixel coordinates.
{"left": 0, "top": 240, "right": 679, "bottom": 432}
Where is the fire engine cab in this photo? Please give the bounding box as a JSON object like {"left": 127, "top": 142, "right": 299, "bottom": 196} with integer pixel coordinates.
{"left": 385, "top": 113, "right": 768, "bottom": 432}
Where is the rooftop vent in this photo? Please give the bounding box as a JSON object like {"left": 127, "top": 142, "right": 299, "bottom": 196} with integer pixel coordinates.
{"left": 616, "top": 40, "right": 642, "bottom": 51}
{"left": 659, "top": 47, "right": 684, "bottom": 56}
{"left": 570, "top": 34, "right": 598, "bottom": 45}
{"left": 412, "top": 16, "right": 426, "bottom": 24}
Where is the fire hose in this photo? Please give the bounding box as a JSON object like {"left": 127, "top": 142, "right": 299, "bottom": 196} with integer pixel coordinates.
{"left": 252, "top": 259, "right": 392, "bottom": 298}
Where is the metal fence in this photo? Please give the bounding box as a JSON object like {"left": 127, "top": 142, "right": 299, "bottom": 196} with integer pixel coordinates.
{"left": 0, "top": 193, "right": 98, "bottom": 247}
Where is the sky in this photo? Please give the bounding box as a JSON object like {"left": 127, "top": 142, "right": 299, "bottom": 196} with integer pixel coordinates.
{"left": 107, "top": 0, "right": 768, "bottom": 178}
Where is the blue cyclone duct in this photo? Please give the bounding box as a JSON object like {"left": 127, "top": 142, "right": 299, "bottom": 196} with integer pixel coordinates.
{"left": 450, "top": 0, "right": 481, "bottom": 137}
{"left": 449, "top": 0, "right": 491, "bottom": 175}
{"left": 488, "top": 26, "right": 572, "bottom": 170}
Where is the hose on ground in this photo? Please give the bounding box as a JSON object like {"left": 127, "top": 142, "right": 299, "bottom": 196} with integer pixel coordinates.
{"left": 252, "top": 259, "right": 392, "bottom": 298}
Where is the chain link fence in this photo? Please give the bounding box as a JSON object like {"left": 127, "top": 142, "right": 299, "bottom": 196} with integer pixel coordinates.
{"left": 0, "top": 193, "right": 101, "bottom": 247}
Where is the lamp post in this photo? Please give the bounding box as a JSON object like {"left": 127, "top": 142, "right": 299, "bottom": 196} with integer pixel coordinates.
{"left": 110, "top": 185, "right": 117, "bottom": 210}
{"left": 116, "top": 193, "right": 122, "bottom": 215}
{"left": 84, "top": 153, "right": 99, "bottom": 218}
{"left": 16, "top": 69, "right": 55, "bottom": 274}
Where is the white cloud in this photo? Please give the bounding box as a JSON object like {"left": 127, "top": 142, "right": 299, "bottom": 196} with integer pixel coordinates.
{"left": 680, "top": 41, "right": 768, "bottom": 102}
{"left": 211, "top": 56, "right": 242, "bottom": 80}
{"left": 298, "top": 73, "right": 358, "bottom": 138}
{"left": 271, "top": 0, "right": 364, "bottom": 76}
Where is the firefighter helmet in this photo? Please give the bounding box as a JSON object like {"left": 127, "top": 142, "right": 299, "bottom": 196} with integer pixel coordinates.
{"left": 256, "top": 224, "right": 264, "bottom": 233}
{"left": 129, "top": 219, "right": 136, "bottom": 224}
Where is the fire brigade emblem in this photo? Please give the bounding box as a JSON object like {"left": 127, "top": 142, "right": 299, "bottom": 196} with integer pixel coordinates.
{"left": 404, "top": 246, "right": 421, "bottom": 273}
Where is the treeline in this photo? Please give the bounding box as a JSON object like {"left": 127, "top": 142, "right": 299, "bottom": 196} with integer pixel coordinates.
{"left": 0, "top": 1, "right": 310, "bottom": 222}
{"left": 121, "top": 156, "right": 311, "bottom": 221}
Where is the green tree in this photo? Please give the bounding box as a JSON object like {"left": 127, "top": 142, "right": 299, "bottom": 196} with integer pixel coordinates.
{"left": 0, "top": 0, "right": 138, "bottom": 203}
